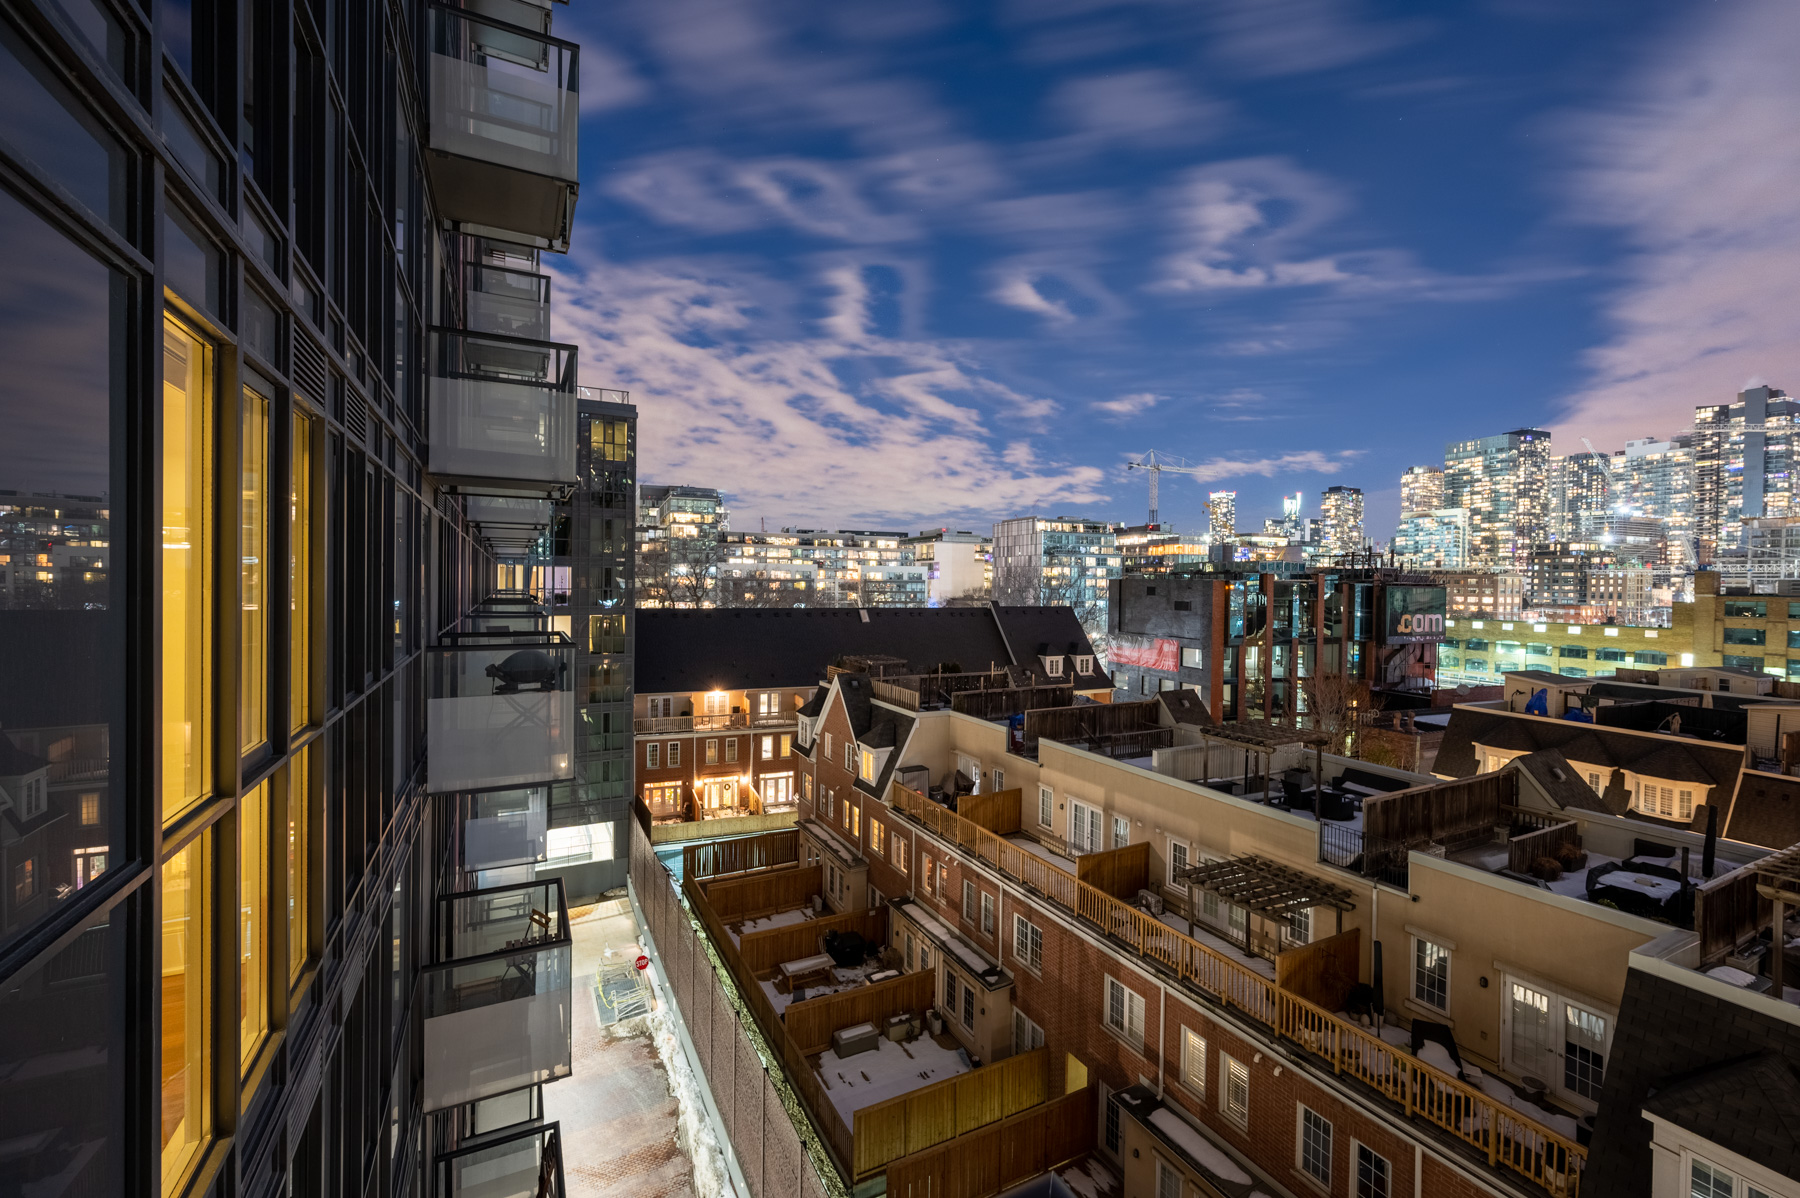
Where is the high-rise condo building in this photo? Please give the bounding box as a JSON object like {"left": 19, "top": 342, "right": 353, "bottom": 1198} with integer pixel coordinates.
{"left": 0, "top": 2, "right": 606, "bottom": 1193}
{"left": 1206, "top": 490, "right": 1236, "bottom": 539}
{"left": 1550, "top": 452, "right": 1615, "bottom": 542}
{"left": 636, "top": 484, "right": 729, "bottom": 607}
{"left": 1398, "top": 465, "right": 1445, "bottom": 517}
{"left": 992, "top": 517, "right": 1121, "bottom": 634}
{"left": 1616, "top": 436, "right": 1696, "bottom": 567}
{"left": 1391, "top": 508, "right": 1470, "bottom": 569}
{"left": 1318, "top": 485, "right": 1365, "bottom": 557}
{"left": 1443, "top": 428, "right": 1552, "bottom": 563}
{"left": 1693, "top": 385, "right": 1795, "bottom": 560}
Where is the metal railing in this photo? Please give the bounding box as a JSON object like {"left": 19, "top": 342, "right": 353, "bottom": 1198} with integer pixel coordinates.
{"left": 889, "top": 786, "right": 1587, "bottom": 1196}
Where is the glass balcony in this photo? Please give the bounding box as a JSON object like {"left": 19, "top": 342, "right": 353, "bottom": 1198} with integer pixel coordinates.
{"left": 427, "top": 4, "right": 579, "bottom": 250}
{"left": 466, "top": 262, "right": 551, "bottom": 342}
{"left": 429, "top": 329, "right": 577, "bottom": 496}
{"left": 423, "top": 881, "right": 572, "bottom": 1113}
{"left": 427, "top": 633, "right": 574, "bottom": 793}
{"left": 464, "top": 496, "right": 554, "bottom": 559}
{"left": 436, "top": 1122, "right": 565, "bottom": 1198}
{"left": 460, "top": 787, "right": 549, "bottom": 872}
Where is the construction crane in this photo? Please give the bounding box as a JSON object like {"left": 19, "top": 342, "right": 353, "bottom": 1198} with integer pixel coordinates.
{"left": 1126, "top": 451, "right": 1208, "bottom": 525}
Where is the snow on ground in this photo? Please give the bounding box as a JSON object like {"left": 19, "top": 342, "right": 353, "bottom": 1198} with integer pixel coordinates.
{"left": 1146, "top": 1108, "right": 1250, "bottom": 1184}
{"left": 1057, "top": 1157, "right": 1118, "bottom": 1198}
{"left": 758, "top": 961, "right": 883, "bottom": 1014}
{"left": 1154, "top": 911, "right": 1278, "bottom": 980}
{"left": 815, "top": 1034, "right": 970, "bottom": 1125}
{"left": 1005, "top": 834, "right": 1073, "bottom": 868}
{"left": 646, "top": 995, "right": 734, "bottom": 1198}
{"left": 728, "top": 907, "right": 813, "bottom": 943}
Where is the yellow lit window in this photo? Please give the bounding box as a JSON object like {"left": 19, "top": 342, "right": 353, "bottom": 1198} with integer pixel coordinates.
{"left": 162, "top": 317, "right": 212, "bottom": 824}
{"left": 240, "top": 780, "right": 269, "bottom": 1072}
{"left": 79, "top": 791, "right": 99, "bottom": 825}
{"left": 290, "top": 411, "right": 313, "bottom": 733}
{"left": 161, "top": 835, "right": 211, "bottom": 1192}
{"left": 241, "top": 386, "right": 270, "bottom": 753}
{"left": 287, "top": 750, "right": 311, "bottom": 988}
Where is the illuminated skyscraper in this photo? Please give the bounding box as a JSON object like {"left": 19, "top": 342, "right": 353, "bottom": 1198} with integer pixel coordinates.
{"left": 1443, "top": 429, "right": 1552, "bottom": 563}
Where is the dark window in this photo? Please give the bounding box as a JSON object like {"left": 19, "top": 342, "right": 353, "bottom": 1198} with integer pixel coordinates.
{"left": 1634, "top": 650, "right": 1668, "bottom": 666}
{"left": 1595, "top": 648, "right": 1627, "bottom": 662}
{"left": 0, "top": 187, "right": 123, "bottom": 955}
{"left": 1723, "top": 654, "right": 1764, "bottom": 672}
{"left": 1559, "top": 667, "right": 1588, "bottom": 678}
{"left": 1724, "top": 600, "right": 1767, "bottom": 618}
{"left": 1723, "top": 626, "right": 1766, "bottom": 646}
{"left": 0, "top": 21, "right": 128, "bottom": 232}
{"left": 1173, "top": 600, "right": 1191, "bottom": 611}
{"left": 1558, "top": 646, "right": 1588, "bottom": 659}
{"left": 0, "top": 903, "right": 125, "bottom": 1196}
{"left": 1465, "top": 638, "right": 1488, "bottom": 651}
{"left": 1527, "top": 643, "right": 1552, "bottom": 655}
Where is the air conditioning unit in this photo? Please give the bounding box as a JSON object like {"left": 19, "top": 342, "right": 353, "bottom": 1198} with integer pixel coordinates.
{"left": 1137, "top": 889, "right": 1165, "bottom": 917}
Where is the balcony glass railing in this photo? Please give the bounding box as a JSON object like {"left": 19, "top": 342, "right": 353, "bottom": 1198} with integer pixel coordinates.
{"left": 436, "top": 1123, "right": 565, "bottom": 1198}
{"left": 427, "top": 633, "right": 574, "bottom": 793}
{"left": 429, "top": 329, "right": 577, "bottom": 494}
{"left": 461, "top": 786, "right": 550, "bottom": 872}
{"left": 467, "top": 262, "right": 551, "bottom": 342}
{"left": 427, "top": 5, "right": 578, "bottom": 248}
{"left": 423, "top": 881, "right": 573, "bottom": 1113}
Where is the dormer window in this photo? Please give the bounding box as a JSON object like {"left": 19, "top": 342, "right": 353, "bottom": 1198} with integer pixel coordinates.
{"left": 1043, "top": 657, "right": 1064, "bottom": 677}
{"left": 1074, "top": 656, "right": 1094, "bottom": 675}
{"left": 859, "top": 749, "right": 876, "bottom": 783}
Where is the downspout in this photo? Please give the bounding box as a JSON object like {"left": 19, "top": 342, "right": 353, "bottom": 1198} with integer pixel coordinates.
{"left": 1157, "top": 979, "right": 1167, "bottom": 1099}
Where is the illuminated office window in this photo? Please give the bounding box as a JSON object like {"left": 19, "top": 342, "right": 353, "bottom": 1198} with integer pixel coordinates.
{"left": 290, "top": 410, "right": 313, "bottom": 732}
{"left": 240, "top": 780, "right": 270, "bottom": 1072}
{"left": 241, "top": 385, "right": 270, "bottom": 753}
{"left": 160, "top": 836, "right": 211, "bottom": 1192}
{"left": 162, "top": 317, "right": 212, "bottom": 823}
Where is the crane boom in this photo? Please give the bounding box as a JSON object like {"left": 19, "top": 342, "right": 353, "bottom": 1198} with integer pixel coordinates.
{"left": 1127, "top": 451, "right": 1208, "bottom": 525}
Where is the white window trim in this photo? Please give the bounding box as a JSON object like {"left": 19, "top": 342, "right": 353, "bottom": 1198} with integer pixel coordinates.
{"left": 1104, "top": 974, "right": 1146, "bottom": 1049}
{"left": 1013, "top": 913, "right": 1043, "bottom": 972}
{"left": 1220, "top": 1053, "right": 1250, "bottom": 1130}
{"left": 980, "top": 892, "right": 996, "bottom": 936}
{"left": 1154, "top": 1157, "right": 1182, "bottom": 1198}
{"left": 1409, "top": 932, "right": 1452, "bottom": 1016}
{"left": 1179, "top": 1027, "right": 1206, "bottom": 1097}
{"left": 1646, "top": 1112, "right": 1794, "bottom": 1198}
{"left": 1351, "top": 1140, "right": 1392, "bottom": 1198}
{"left": 1038, "top": 786, "right": 1054, "bottom": 828}
{"left": 1296, "top": 1103, "right": 1333, "bottom": 1191}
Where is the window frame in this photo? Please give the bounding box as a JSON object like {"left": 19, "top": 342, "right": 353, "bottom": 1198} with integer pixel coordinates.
{"left": 980, "top": 891, "right": 995, "bottom": 936}
{"left": 1104, "top": 974, "right": 1146, "bottom": 1048}
{"left": 1038, "top": 786, "right": 1054, "bottom": 827}
{"left": 1297, "top": 1104, "right": 1333, "bottom": 1189}
{"left": 1013, "top": 914, "right": 1043, "bottom": 972}
{"left": 1221, "top": 1053, "right": 1250, "bottom": 1129}
{"left": 1352, "top": 1141, "right": 1391, "bottom": 1198}
{"left": 1180, "top": 1027, "right": 1206, "bottom": 1096}
{"left": 1411, "top": 935, "right": 1450, "bottom": 1013}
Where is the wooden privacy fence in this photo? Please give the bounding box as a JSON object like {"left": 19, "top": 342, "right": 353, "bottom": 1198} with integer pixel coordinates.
{"left": 1507, "top": 820, "right": 1581, "bottom": 876}
{"left": 683, "top": 828, "right": 800, "bottom": 881}
{"left": 884, "top": 1087, "right": 1096, "bottom": 1198}
{"left": 1077, "top": 841, "right": 1151, "bottom": 899}
{"left": 1276, "top": 928, "right": 1361, "bottom": 1014}
{"left": 705, "top": 864, "right": 821, "bottom": 923}
{"left": 740, "top": 906, "right": 889, "bottom": 974}
{"left": 889, "top": 786, "right": 1588, "bottom": 1196}
{"left": 951, "top": 686, "right": 1073, "bottom": 721}
{"left": 1696, "top": 861, "right": 1769, "bottom": 965}
{"left": 684, "top": 874, "right": 857, "bottom": 1178}
{"left": 852, "top": 1048, "right": 1052, "bottom": 1179}
{"left": 958, "top": 789, "right": 1023, "bottom": 835}
{"left": 1363, "top": 771, "right": 1513, "bottom": 849}
{"left": 787, "top": 969, "right": 937, "bottom": 1056}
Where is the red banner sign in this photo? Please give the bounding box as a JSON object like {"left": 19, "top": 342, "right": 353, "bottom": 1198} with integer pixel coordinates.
{"left": 1110, "top": 636, "right": 1180, "bottom": 672}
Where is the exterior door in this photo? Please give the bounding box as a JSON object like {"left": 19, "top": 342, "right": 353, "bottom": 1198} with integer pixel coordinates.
{"left": 1070, "top": 802, "right": 1101, "bottom": 854}
{"left": 1507, "top": 981, "right": 1559, "bottom": 1083}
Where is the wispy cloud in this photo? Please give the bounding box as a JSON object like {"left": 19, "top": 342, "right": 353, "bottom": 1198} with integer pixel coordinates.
{"left": 1044, "top": 69, "right": 1229, "bottom": 153}
{"left": 1550, "top": 2, "right": 1800, "bottom": 448}
{"left": 1182, "top": 449, "right": 1363, "bottom": 485}
{"left": 606, "top": 151, "right": 916, "bottom": 242}
{"left": 1201, "top": 0, "right": 1425, "bottom": 78}
{"left": 549, "top": 251, "right": 1098, "bottom": 525}
{"left": 1092, "top": 392, "right": 1162, "bottom": 417}
{"left": 1152, "top": 157, "right": 1358, "bottom": 293}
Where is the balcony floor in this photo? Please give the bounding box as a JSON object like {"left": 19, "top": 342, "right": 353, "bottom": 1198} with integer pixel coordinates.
{"left": 546, "top": 898, "right": 703, "bottom": 1198}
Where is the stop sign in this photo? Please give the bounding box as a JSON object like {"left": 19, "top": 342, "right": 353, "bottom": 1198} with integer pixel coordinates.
{"left": 635, "top": 955, "right": 649, "bottom": 971}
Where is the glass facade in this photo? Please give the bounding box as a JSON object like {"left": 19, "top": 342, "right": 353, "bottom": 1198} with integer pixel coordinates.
{"left": 0, "top": 1, "right": 591, "bottom": 1192}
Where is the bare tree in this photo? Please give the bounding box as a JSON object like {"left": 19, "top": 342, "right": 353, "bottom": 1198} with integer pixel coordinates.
{"left": 1297, "top": 671, "right": 1371, "bottom": 755}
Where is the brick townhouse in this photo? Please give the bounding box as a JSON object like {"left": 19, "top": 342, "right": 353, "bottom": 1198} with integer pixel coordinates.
{"left": 768, "top": 659, "right": 1793, "bottom": 1198}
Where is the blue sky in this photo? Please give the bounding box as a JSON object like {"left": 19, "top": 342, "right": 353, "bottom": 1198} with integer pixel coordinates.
{"left": 547, "top": 0, "right": 1800, "bottom": 540}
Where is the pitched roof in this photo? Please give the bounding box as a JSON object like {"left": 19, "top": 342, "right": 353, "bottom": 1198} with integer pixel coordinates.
{"left": 1157, "top": 689, "right": 1213, "bottom": 727}
{"left": 1510, "top": 748, "right": 1617, "bottom": 814}
{"left": 1642, "top": 1055, "right": 1800, "bottom": 1176}
{"left": 0, "top": 735, "right": 48, "bottom": 777}
{"left": 634, "top": 605, "right": 1094, "bottom": 694}
{"left": 1723, "top": 771, "right": 1800, "bottom": 851}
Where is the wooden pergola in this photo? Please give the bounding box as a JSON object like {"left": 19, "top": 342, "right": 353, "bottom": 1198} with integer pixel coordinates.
{"left": 1174, "top": 853, "right": 1356, "bottom": 954}
{"left": 1756, "top": 843, "right": 1800, "bottom": 994}
{"left": 1191, "top": 721, "right": 1334, "bottom": 807}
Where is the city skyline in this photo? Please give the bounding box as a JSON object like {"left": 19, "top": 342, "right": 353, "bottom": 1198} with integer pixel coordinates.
{"left": 548, "top": 0, "right": 1800, "bottom": 539}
